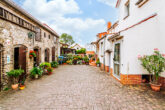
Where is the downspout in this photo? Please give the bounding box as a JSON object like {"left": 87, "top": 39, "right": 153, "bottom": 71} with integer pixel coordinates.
{"left": 103, "top": 35, "right": 106, "bottom": 71}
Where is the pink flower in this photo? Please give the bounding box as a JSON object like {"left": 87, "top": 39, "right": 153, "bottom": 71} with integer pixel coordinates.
{"left": 154, "top": 48, "right": 159, "bottom": 51}
{"left": 162, "top": 54, "right": 165, "bottom": 57}
{"left": 138, "top": 55, "right": 142, "bottom": 59}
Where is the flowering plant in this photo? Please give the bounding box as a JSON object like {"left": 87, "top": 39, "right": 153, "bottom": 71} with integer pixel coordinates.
{"left": 138, "top": 48, "right": 165, "bottom": 84}
{"left": 29, "top": 50, "right": 36, "bottom": 58}
{"left": 47, "top": 67, "right": 53, "bottom": 73}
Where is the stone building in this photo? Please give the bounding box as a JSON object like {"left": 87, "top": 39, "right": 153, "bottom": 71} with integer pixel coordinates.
{"left": 0, "top": 0, "right": 59, "bottom": 90}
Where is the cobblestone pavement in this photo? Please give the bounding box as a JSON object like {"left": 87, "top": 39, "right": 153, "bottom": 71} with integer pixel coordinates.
{"left": 1, "top": 65, "right": 165, "bottom": 110}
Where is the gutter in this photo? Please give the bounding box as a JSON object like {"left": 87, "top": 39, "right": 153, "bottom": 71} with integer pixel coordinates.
{"left": 3, "top": 0, "right": 59, "bottom": 38}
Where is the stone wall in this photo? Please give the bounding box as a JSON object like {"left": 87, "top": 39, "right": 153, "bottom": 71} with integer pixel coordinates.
{"left": 0, "top": 18, "right": 58, "bottom": 90}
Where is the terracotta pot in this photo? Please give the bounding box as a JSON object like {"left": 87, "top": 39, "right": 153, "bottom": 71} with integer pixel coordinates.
{"left": 48, "top": 72, "right": 52, "bottom": 75}
{"left": 19, "top": 85, "right": 25, "bottom": 90}
{"left": 150, "top": 83, "right": 162, "bottom": 92}
{"left": 11, "top": 84, "right": 19, "bottom": 90}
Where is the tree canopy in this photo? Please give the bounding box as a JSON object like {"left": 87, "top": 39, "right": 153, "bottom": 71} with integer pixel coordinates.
{"left": 60, "top": 33, "right": 75, "bottom": 45}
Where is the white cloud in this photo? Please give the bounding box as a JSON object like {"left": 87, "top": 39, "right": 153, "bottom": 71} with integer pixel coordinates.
{"left": 97, "top": 0, "right": 116, "bottom": 7}
{"left": 20, "top": 0, "right": 106, "bottom": 45}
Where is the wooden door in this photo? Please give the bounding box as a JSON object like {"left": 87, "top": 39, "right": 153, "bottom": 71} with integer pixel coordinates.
{"left": 45, "top": 48, "right": 50, "bottom": 62}
{"left": 19, "top": 46, "right": 27, "bottom": 77}
{"left": 52, "top": 47, "right": 55, "bottom": 61}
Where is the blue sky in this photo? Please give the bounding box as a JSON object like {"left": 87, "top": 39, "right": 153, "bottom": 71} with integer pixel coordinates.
{"left": 13, "top": 0, "right": 117, "bottom": 46}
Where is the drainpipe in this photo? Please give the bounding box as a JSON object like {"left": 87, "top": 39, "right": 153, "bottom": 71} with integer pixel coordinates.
{"left": 103, "top": 35, "right": 106, "bottom": 71}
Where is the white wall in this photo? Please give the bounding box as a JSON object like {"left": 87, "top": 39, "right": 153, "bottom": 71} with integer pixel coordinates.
{"left": 116, "top": 0, "right": 165, "bottom": 76}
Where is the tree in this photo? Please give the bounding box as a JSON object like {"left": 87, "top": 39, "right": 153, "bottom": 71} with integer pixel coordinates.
{"left": 60, "top": 33, "right": 75, "bottom": 45}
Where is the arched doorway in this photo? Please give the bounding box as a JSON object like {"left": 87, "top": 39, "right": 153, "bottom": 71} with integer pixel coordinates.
{"left": 45, "top": 48, "right": 50, "bottom": 62}
{"left": 34, "top": 47, "right": 41, "bottom": 67}
{"left": 52, "top": 47, "right": 55, "bottom": 62}
{"left": 0, "top": 44, "right": 3, "bottom": 90}
{"left": 14, "top": 45, "right": 27, "bottom": 82}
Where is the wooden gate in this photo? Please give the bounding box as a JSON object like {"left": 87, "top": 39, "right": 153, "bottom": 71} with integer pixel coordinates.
{"left": 52, "top": 47, "right": 55, "bottom": 62}
{"left": 0, "top": 45, "right": 2, "bottom": 90}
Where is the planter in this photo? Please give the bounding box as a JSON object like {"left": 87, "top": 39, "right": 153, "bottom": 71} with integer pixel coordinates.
{"left": 150, "top": 83, "right": 162, "bottom": 92}
{"left": 11, "top": 84, "right": 19, "bottom": 90}
{"left": 85, "top": 62, "right": 89, "bottom": 65}
{"left": 63, "top": 63, "right": 67, "bottom": 65}
{"left": 35, "top": 74, "right": 39, "bottom": 79}
{"left": 19, "top": 85, "right": 25, "bottom": 90}
{"left": 48, "top": 72, "right": 52, "bottom": 75}
{"left": 73, "top": 60, "right": 77, "bottom": 65}
{"left": 97, "top": 64, "right": 100, "bottom": 67}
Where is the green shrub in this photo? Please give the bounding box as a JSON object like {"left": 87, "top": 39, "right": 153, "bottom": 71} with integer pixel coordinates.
{"left": 7, "top": 69, "right": 24, "bottom": 84}
{"left": 40, "top": 62, "right": 51, "bottom": 69}
{"left": 51, "top": 61, "right": 59, "bottom": 68}
{"left": 30, "top": 67, "right": 43, "bottom": 78}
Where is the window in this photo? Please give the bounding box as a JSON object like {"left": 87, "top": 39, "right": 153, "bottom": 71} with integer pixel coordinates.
{"left": 49, "top": 35, "right": 50, "bottom": 39}
{"left": 54, "top": 37, "right": 56, "bottom": 43}
{"left": 44, "top": 32, "right": 46, "bottom": 38}
{"left": 35, "top": 27, "right": 41, "bottom": 41}
{"left": 0, "top": 7, "right": 3, "bottom": 17}
{"left": 124, "top": 0, "right": 130, "bottom": 19}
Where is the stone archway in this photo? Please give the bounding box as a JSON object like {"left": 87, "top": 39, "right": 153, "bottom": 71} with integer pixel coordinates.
{"left": 45, "top": 48, "right": 50, "bottom": 62}
{"left": 14, "top": 45, "right": 27, "bottom": 82}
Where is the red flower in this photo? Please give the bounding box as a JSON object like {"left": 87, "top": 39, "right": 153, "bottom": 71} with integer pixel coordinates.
{"left": 154, "top": 48, "right": 159, "bottom": 51}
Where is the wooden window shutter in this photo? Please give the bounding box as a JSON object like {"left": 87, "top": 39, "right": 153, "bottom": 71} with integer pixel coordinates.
{"left": 52, "top": 47, "right": 55, "bottom": 61}
{"left": 35, "top": 27, "right": 41, "bottom": 41}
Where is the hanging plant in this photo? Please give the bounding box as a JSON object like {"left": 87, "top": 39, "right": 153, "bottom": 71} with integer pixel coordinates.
{"left": 28, "top": 32, "right": 35, "bottom": 39}
{"left": 29, "top": 50, "right": 36, "bottom": 58}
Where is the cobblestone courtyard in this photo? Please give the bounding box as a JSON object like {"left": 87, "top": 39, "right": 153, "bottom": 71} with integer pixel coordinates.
{"left": 0, "top": 65, "right": 165, "bottom": 110}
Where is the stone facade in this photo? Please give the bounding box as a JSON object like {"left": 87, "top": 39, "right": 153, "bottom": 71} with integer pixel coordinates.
{"left": 0, "top": 1, "right": 59, "bottom": 90}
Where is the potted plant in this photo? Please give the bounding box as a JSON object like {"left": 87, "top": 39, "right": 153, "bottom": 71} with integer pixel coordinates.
{"left": 19, "top": 74, "right": 26, "bottom": 90}
{"left": 7, "top": 69, "right": 24, "bottom": 90}
{"left": 96, "top": 58, "right": 100, "bottom": 67}
{"left": 138, "top": 48, "right": 165, "bottom": 91}
{"left": 30, "top": 67, "right": 43, "bottom": 79}
{"left": 47, "top": 67, "right": 53, "bottom": 75}
{"left": 51, "top": 61, "right": 59, "bottom": 68}
{"left": 29, "top": 50, "right": 36, "bottom": 58}
{"left": 73, "top": 56, "right": 78, "bottom": 65}
{"left": 84, "top": 56, "right": 89, "bottom": 65}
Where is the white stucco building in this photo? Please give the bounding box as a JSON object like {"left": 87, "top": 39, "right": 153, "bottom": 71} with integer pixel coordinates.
{"left": 96, "top": 0, "right": 165, "bottom": 85}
